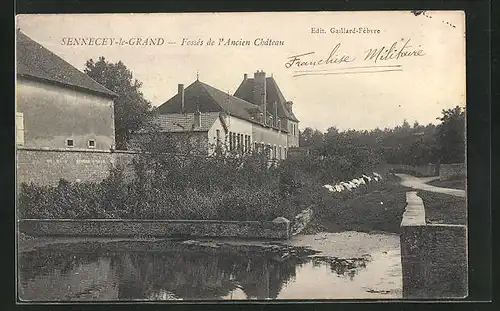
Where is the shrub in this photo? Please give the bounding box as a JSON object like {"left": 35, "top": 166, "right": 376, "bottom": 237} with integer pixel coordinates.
{"left": 18, "top": 179, "right": 107, "bottom": 219}
{"left": 17, "top": 147, "right": 383, "bottom": 221}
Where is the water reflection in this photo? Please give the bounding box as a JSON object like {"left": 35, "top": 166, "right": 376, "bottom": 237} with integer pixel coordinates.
{"left": 18, "top": 240, "right": 374, "bottom": 301}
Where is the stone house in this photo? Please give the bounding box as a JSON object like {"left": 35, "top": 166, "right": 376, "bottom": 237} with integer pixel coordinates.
{"left": 137, "top": 71, "right": 300, "bottom": 159}
{"left": 16, "top": 30, "right": 117, "bottom": 150}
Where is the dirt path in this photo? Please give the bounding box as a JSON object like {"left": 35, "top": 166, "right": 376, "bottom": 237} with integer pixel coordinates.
{"left": 395, "top": 174, "right": 466, "bottom": 198}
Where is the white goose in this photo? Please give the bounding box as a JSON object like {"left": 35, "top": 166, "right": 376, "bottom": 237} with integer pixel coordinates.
{"left": 340, "top": 182, "right": 352, "bottom": 191}
{"left": 362, "top": 174, "right": 372, "bottom": 183}
{"left": 323, "top": 184, "right": 334, "bottom": 191}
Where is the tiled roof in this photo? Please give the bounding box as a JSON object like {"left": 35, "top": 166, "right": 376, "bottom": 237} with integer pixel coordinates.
{"left": 16, "top": 30, "right": 117, "bottom": 98}
{"left": 156, "top": 80, "right": 287, "bottom": 132}
{"left": 154, "top": 112, "right": 220, "bottom": 132}
{"left": 234, "top": 76, "right": 299, "bottom": 122}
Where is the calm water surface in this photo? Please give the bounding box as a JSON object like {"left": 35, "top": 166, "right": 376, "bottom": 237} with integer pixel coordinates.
{"left": 18, "top": 237, "right": 401, "bottom": 301}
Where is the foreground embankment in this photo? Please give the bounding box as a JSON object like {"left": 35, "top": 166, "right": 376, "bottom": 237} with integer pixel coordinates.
{"left": 400, "top": 191, "right": 467, "bottom": 299}
{"left": 304, "top": 174, "right": 410, "bottom": 234}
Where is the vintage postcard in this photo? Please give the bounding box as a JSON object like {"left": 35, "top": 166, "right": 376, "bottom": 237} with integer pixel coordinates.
{"left": 15, "top": 11, "right": 467, "bottom": 302}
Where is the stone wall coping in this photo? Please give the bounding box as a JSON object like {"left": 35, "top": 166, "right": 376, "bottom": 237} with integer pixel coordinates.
{"left": 401, "top": 192, "right": 468, "bottom": 228}
{"left": 17, "top": 147, "right": 121, "bottom": 154}
{"left": 18, "top": 218, "right": 291, "bottom": 239}
{"left": 401, "top": 191, "right": 426, "bottom": 227}
{"left": 16, "top": 147, "right": 203, "bottom": 157}
{"left": 18, "top": 218, "right": 284, "bottom": 225}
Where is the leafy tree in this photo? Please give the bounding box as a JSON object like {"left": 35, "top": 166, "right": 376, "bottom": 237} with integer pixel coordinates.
{"left": 299, "top": 127, "right": 324, "bottom": 154}
{"left": 84, "top": 57, "right": 152, "bottom": 150}
{"left": 435, "top": 106, "right": 466, "bottom": 163}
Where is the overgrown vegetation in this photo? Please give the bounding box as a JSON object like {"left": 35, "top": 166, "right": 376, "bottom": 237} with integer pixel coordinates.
{"left": 21, "top": 107, "right": 455, "bottom": 223}
{"left": 304, "top": 174, "right": 410, "bottom": 234}
{"left": 426, "top": 178, "right": 466, "bottom": 190}
{"left": 417, "top": 190, "right": 467, "bottom": 225}
{"left": 18, "top": 138, "right": 392, "bottom": 222}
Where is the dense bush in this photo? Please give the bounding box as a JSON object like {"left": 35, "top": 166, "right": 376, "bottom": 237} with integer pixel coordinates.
{"left": 18, "top": 145, "right": 384, "bottom": 221}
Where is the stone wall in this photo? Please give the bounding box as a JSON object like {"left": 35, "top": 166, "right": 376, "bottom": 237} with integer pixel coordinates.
{"left": 385, "top": 163, "right": 438, "bottom": 177}
{"left": 400, "top": 191, "right": 468, "bottom": 299}
{"left": 439, "top": 163, "right": 466, "bottom": 181}
{"left": 18, "top": 217, "right": 291, "bottom": 240}
{"left": 16, "top": 147, "right": 137, "bottom": 186}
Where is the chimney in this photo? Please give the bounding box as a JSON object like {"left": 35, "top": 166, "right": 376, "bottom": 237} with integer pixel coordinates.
{"left": 253, "top": 70, "right": 267, "bottom": 124}
{"left": 243, "top": 73, "right": 248, "bottom": 80}
{"left": 178, "top": 84, "right": 185, "bottom": 113}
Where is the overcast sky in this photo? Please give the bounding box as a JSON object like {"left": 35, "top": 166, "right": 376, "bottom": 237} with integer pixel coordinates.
{"left": 16, "top": 11, "right": 465, "bottom": 132}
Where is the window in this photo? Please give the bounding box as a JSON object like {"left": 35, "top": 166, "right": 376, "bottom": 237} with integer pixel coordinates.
{"left": 66, "top": 139, "right": 74, "bottom": 147}
{"left": 273, "top": 145, "right": 277, "bottom": 159}
{"left": 279, "top": 146, "right": 282, "bottom": 159}
{"left": 88, "top": 139, "right": 96, "bottom": 148}
{"left": 284, "top": 147, "right": 287, "bottom": 159}
{"left": 229, "top": 132, "right": 233, "bottom": 150}
{"left": 16, "top": 112, "right": 24, "bottom": 146}
{"left": 216, "top": 129, "right": 221, "bottom": 146}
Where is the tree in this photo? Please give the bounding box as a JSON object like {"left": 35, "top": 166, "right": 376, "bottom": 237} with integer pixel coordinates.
{"left": 84, "top": 57, "right": 152, "bottom": 150}
{"left": 435, "top": 106, "right": 466, "bottom": 163}
{"left": 299, "top": 127, "right": 324, "bottom": 154}
{"left": 299, "top": 127, "right": 314, "bottom": 147}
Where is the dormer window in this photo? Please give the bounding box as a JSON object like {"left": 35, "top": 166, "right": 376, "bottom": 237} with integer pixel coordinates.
{"left": 66, "top": 139, "right": 74, "bottom": 147}
{"left": 88, "top": 139, "right": 96, "bottom": 149}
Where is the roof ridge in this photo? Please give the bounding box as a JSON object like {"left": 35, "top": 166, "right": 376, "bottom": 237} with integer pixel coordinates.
{"left": 200, "top": 80, "right": 255, "bottom": 106}
{"left": 267, "top": 76, "right": 287, "bottom": 103}
{"left": 16, "top": 31, "right": 117, "bottom": 98}
{"left": 267, "top": 76, "right": 300, "bottom": 122}
{"left": 196, "top": 80, "right": 226, "bottom": 111}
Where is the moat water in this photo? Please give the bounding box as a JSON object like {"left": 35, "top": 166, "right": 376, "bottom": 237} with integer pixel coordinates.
{"left": 18, "top": 234, "right": 402, "bottom": 301}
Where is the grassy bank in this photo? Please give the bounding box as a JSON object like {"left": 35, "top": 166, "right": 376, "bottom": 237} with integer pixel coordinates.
{"left": 304, "top": 174, "right": 411, "bottom": 234}
{"left": 417, "top": 190, "right": 467, "bottom": 225}
{"left": 426, "top": 178, "right": 466, "bottom": 190}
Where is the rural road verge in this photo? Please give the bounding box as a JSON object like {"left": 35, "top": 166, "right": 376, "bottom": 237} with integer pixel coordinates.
{"left": 395, "top": 174, "right": 466, "bottom": 198}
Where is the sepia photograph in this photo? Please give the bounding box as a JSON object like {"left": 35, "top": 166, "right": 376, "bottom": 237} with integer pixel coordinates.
{"left": 15, "top": 11, "right": 467, "bottom": 302}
